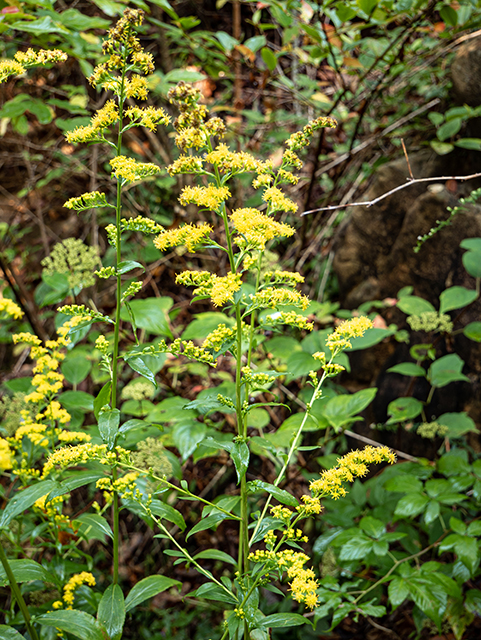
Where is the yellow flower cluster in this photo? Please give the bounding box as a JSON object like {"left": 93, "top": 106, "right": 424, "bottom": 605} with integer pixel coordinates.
{"left": 230, "top": 208, "right": 295, "bottom": 250}
{"left": 154, "top": 223, "right": 213, "bottom": 252}
{"left": 204, "top": 144, "right": 271, "bottom": 175}
{"left": 0, "top": 438, "right": 12, "bottom": 471}
{"left": 62, "top": 572, "right": 96, "bottom": 609}
{"left": 252, "top": 174, "right": 273, "bottom": 189}
{"left": 262, "top": 186, "right": 298, "bottom": 213}
{"left": 57, "top": 430, "right": 91, "bottom": 443}
{"left": 34, "top": 493, "right": 65, "bottom": 518}
{"left": 250, "top": 288, "right": 310, "bottom": 311}
{"left": 249, "top": 549, "right": 319, "bottom": 609}
{"left": 42, "top": 444, "right": 129, "bottom": 478}
{"left": 0, "top": 297, "right": 23, "bottom": 320}
{"left": 326, "top": 316, "right": 373, "bottom": 353}
{"left": 286, "top": 116, "right": 337, "bottom": 151}
{"left": 15, "top": 423, "right": 48, "bottom": 447}
{"left": 97, "top": 472, "right": 141, "bottom": 501}
{"left": 241, "top": 366, "right": 277, "bottom": 387}
{"left": 297, "top": 495, "right": 322, "bottom": 516}
{"left": 124, "top": 74, "right": 149, "bottom": 99}
{"left": 64, "top": 191, "right": 110, "bottom": 211}
{"left": 125, "top": 105, "right": 170, "bottom": 132}
{"left": 0, "top": 49, "right": 67, "bottom": 83}
{"left": 179, "top": 184, "right": 231, "bottom": 211}
{"left": 271, "top": 505, "right": 293, "bottom": 522}
{"left": 66, "top": 100, "right": 119, "bottom": 144}
{"left": 277, "top": 169, "right": 299, "bottom": 185}
{"left": 264, "top": 270, "right": 304, "bottom": 286}
{"left": 167, "top": 155, "right": 204, "bottom": 176}
{"left": 176, "top": 270, "right": 242, "bottom": 307}
{"left": 282, "top": 149, "right": 303, "bottom": 170}
{"left": 110, "top": 155, "right": 161, "bottom": 183}
{"left": 202, "top": 324, "right": 236, "bottom": 352}
{"left": 309, "top": 446, "right": 396, "bottom": 499}
{"left": 261, "top": 311, "right": 313, "bottom": 332}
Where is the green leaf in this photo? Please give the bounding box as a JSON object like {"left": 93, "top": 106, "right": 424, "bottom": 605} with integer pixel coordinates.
{"left": 97, "top": 584, "right": 125, "bottom": 640}
{"left": 339, "top": 536, "right": 374, "bottom": 560}
{"left": 215, "top": 30, "right": 238, "bottom": 52}
{"left": 231, "top": 440, "right": 249, "bottom": 484}
{"left": 357, "top": 0, "right": 377, "bottom": 15}
{"left": 243, "top": 35, "right": 266, "bottom": 52}
{"left": 125, "top": 576, "right": 181, "bottom": 613}
{"left": 98, "top": 408, "right": 120, "bottom": 450}
{"left": 61, "top": 355, "right": 91, "bottom": 385}
{"left": 385, "top": 475, "right": 423, "bottom": 493}
{"left": 186, "top": 512, "right": 229, "bottom": 540}
{"left": 118, "top": 260, "right": 144, "bottom": 275}
{"left": 437, "top": 117, "right": 462, "bottom": 141}
{"left": 349, "top": 328, "right": 396, "bottom": 351}
{"left": 172, "top": 421, "right": 206, "bottom": 461}
{"left": 455, "top": 138, "right": 481, "bottom": 150}
{"left": 388, "top": 576, "right": 409, "bottom": 607}
{"left": 36, "top": 273, "right": 70, "bottom": 307}
{"left": 0, "top": 480, "right": 56, "bottom": 528}
{"left": 0, "top": 559, "right": 53, "bottom": 586}
{"left": 464, "top": 322, "right": 481, "bottom": 342}
{"left": 460, "top": 238, "right": 481, "bottom": 252}
{"left": 394, "top": 493, "right": 429, "bottom": 517}
{"left": 74, "top": 513, "right": 113, "bottom": 540}
{"left": 386, "top": 397, "right": 423, "bottom": 424}
{"left": 450, "top": 516, "right": 467, "bottom": 535}
{"left": 163, "top": 69, "right": 205, "bottom": 84}
{"left": 47, "top": 471, "right": 104, "bottom": 501}
{"left": 59, "top": 390, "right": 94, "bottom": 411}
{"left": 440, "top": 5, "right": 458, "bottom": 26}
{"left": 359, "top": 516, "right": 385, "bottom": 539}
{"left": 125, "top": 356, "right": 157, "bottom": 387}
{"left": 462, "top": 251, "right": 481, "bottom": 278}
{"left": 428, "top": 353, "right": 469, "bottom": 388}
{"left": 261, "top": 47, "right": 277, "bottom": 71}
{"left": 182, "top": 312, "right": 233, "bottom": 341}
{"left": 194, "top": 582, "right": 238, "bottom": 604}
{"left": 323, "top": 388, "right": 377, "bottom": 431}
{"left": 37, "top": 611, "right": 104, "bottom": 640}
{"left": 286, "top": 351, "right": 320, "bottom": 378}
{"left": 94, "top": 382, "right": 111, "bottom": 419}
{"left": 437, "top": 412, "right": 477, "bottom": 438}
{"left": 387, "top": 362, "right": 426, "bottom": 377}
{"left": 259, "top": 613, "right": 309, "bottom": 629}
{"left": 439, "top": 286, "right": 477, "bottom": 314}
{"left": 0, "top": 626, "right": 25, "bottom": 640}
{"left": 397, "top": 295, "right": 435, "bottom": 315}
{"left": 193, "top": 549, "right": 237, "bottom": 565}
{"left": 424, "top": 500, "right": 440, "bottom": 525}
{"left": 149, "top": 499, "right": 186, "bottom": 531}
{"left": 119, "top": 297, "right": 172, "bottom": 337}
{"left": 10, "top": 16, "right": 68, "bottom": 34}
{"left": 246, "top": 480, "right": 298, "bottom": 507}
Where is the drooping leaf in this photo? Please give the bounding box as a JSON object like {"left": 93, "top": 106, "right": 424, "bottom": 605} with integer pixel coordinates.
{"left": 125, "top": 576, "right": 181, "bottom": 612}
{"left": 172, "top": 421, "right": 206, "bottom": 461}
{"left": 0, "top": 559, "right": 53, "bottom": 587}
{"left": 37, "top": 610, "right": 105, "bottom": 640}
{"left": 397, "top": 296, "right": 435, "bottom": 315}
{"left": 439, "top": 286, "right": 477, "bottom": 314}
{"left": 149, "top": 499, "right": 186, "bottom": 531}
{"left": 73, "top": 513, "right": 113, "bottom": 540}
{"left": 193, "top": 549, "right": 237, "bottom": 565}
{"left": 246, "top": 480, "right": 298, "bottom": 507}
{"left": 323, "top": 388, "right": 377, "bottom": 431}
{"left": 0, "top": 480, "right": 57, "bottom": 528}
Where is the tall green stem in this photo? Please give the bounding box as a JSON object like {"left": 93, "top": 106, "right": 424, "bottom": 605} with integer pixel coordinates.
{"left": 0, "top": 541, "right": 40, "bottom": 640}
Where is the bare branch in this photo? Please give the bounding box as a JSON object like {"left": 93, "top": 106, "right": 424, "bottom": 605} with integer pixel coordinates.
{"left": 302, "top": 172, "right": 481, "bottom": 216}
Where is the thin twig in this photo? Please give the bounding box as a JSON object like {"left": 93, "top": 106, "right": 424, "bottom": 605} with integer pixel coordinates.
{"left": 302, "top": 172, "right": 481, "bottom": 216}
{"left": 401, "top": 138, "right": 414, "bottom": 180}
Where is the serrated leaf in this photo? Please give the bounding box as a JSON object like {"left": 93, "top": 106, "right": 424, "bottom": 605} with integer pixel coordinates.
{"left": 339, "top": 536, "right": 373, "bottom": 560}
{"left": 439, "top": 286, "right": 477, "bottom": 314}
{"left": 388, "top": 576, "right": 409, "bottom": 607}
{"left": 125, "top": 576, "right": 181, "bottom": 612}
{"left": 37, "top": 610, "right": 105, "bottom": 640}
{"left": 394, "top": 493, "right": 429, "bottom": 517}
{"left": 97, "top": 584, "right": 125, "bottom": 640}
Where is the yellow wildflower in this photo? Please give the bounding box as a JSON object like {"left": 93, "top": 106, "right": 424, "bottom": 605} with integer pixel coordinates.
{"left": 154, "top": 223, "right": 213, "bottom": 252}
{"left": 125, "top": 105, "right": 170, "bottom": 131}
{"left": 326, "top": 316, "right": 373, "bottom": 353}
{"left": 262, "top": 186, "right": 298, "bottom": 213}
{"left": 63, "top": 572, "right": 96, "bottom": 609}
{"left": 250, "top": 288, "right": 310, "bottom": 311}
{"left": 0, "top": 298, "right": 23, "bottom": 320}
{"left": 15, "top": 423, "right": 49, "bottom": 447}
{"left": 176, "top": 270, "right": 242, "bottom": 307}
{"left": 0, "top": 438, "right": 13, "bottom": 471}
{"left": 179, "top": 184, "right": 231, "bottom": 210}
{"left": 110, "top": 156, "right": 161, "bottom": 183}
{"left": 125, "top": 74, "right": 149, "bottom": 99}
{"left": 230, "top": 208, "right": 295, "bottom": 250}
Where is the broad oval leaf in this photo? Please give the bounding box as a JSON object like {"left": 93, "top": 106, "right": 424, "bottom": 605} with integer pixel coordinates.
{"left": 339, "top": 536, "right": 373, "bottom": 560}
{"left": 439, "top": 286, "right": 477, "bottom": 314}
{"left": 349, "top": 328, "right": 396, "bottom": 351}
{"left": 397, "top": 295, "right": 435, "bottom": 316}
{"left": 125, "top": 575, "right": 181, "bottom": 612}
{"left": 387, "top": 397, "right": 423, "bottom": 424}
{"left": 119, "top": 297, "right": 173, "bottom": 338}
{"left": 462, "top": 251, "right": 481, "bottom": 278}
{"left": 61, "top": 356, "right": 91, "bottom": 385}
{"left": 323, "top": 388, "right": 377, "bottom": 431}
{"left": 437, "top": 412, "right": 477, "bottom": 438}
{"left": 394, "top": 493, "right": 429, "bottom": 517}
{"left": 37, "top": 610, "right": 105, "bottom": 640}
{"left": 0, "top": 559, "right": 53, "bottom": 587}
{"left": 97, "top": 584, "right": 125, "bottom": 640}
{"left": 464, "top": 321, "right": 481, "bottom": 342}
{"left": 387, "top": 362, "right": 426, "bottom": 377}
{"left": 0, "top": 626, "right": 25, "bottom": 639}
{"left": 98, "top": 408, "right": 120, "bottom": 450}
{"left": 428, "top": 353, "right": 469, "bottom": 388}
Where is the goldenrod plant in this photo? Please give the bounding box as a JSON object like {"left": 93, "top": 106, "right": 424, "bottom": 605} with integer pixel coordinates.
{"left": 0, "top": 9, "right": 397, "bottom": 640}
